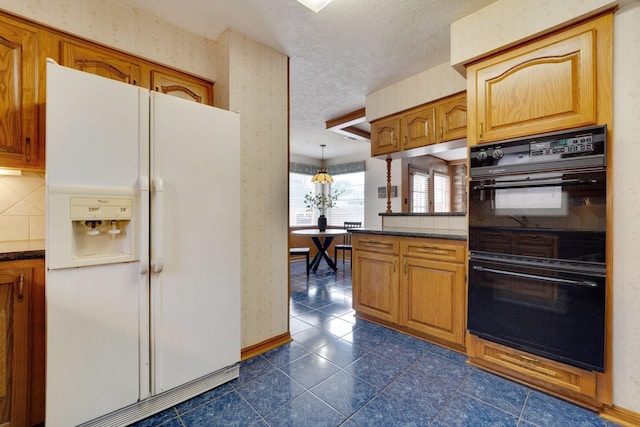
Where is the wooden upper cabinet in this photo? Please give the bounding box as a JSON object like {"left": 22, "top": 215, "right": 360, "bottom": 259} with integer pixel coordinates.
{"left": 466, "top": 14, "right": 613, "bottom": 144}
{"left": 437, "top": 91, "right": 467, "bottom": 142}
{"left": 370, "top": 92, "right": 467, "bottom": 158}
{"left": 0, "top": 267, "right": 31, "bottom": 427}
{"left": 151, "top": 70, "right": 213, "bottom": 105}
{"left": 371, "top": 115, "right": 401, "bottom": 156}
{"left": 0, "top": 17, "right": 41, "bottom": 170}
{"left": 60, "top": 41, "right": 142, "bottom": 85}
{"left": 403, "top": 105, "right": 436, "bottom": 150}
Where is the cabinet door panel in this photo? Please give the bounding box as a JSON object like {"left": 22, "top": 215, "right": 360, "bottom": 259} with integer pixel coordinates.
{"left": 61, "top": 41, "right": 141, "bottom": 85}
{"left": 0, "top": 268, "right": 30, "bottom": 426}
{"left": 370, "top": 116, "right": 400, "bottom": 156}
{"left": 401, "top": 258, "right": 464, "bottom": 345}
{"left": 151, "top": 70, "right": 213, "bottom": 105}
{"left": 469, "top": 22, "right": 600, "bottom": 144}
{"left": 403, "top": 106, "right": 436, "bottom": 149}
{"left": 0, "top": 18, "right": 38, "bottom": 169}
{"left": 353, "top": 251, "right": 399, "bottom": 323}
{"left": 438, "top": 92, "right": 467, "bottom": 142}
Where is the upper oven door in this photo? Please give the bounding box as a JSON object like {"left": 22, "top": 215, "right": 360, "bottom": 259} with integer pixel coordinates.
{"left": 468, "top": 169, "right": 606, "bottom": 263}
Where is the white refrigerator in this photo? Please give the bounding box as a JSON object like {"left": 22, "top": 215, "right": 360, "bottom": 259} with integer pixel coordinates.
{"left": 45, "top": 60, "right": 241, "bottom": 427}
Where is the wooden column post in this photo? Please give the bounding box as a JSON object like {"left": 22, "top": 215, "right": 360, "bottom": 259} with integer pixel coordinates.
{"left": 386, "top": 158, "right": 392, "bottom": 213}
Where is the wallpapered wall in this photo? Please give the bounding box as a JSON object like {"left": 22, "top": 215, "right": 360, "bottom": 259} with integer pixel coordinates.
{"left": 216, "top": 30, "right": 290, "bottom": 348}
{"left": 0, "top": 0, "right": 217, "bottom": 79}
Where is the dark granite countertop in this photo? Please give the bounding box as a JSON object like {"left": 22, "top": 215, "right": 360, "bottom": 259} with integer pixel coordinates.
{"left": 379, "top": 212, "right": 466, "bottom": 217}
{"left": 351, "top": 228, "right": 467, "bottom": 241}
{"left": 0, "top": 240, "right": 45, "bottom": 261}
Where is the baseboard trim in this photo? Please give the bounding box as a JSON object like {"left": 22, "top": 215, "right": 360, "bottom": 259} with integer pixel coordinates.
{"left": 241, "top": 332, "right": 292, "bottom": 360}
{"left": 600, "top": 405, "right": 640, "bottom": 427}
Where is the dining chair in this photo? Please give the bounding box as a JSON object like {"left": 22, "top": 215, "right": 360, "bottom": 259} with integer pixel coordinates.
{"left": 334, "top": 221, "right": 362, "bottom": 267}
{"left": 289, "top": 247, "right": 310, "bottom": 276}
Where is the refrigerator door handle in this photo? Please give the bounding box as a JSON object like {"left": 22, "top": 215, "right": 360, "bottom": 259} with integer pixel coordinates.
{"left": 151, "top": 177, "right": 165, "bottom": 274}
{"left": 139, "top": 258, "right": 149, "bottom": 275}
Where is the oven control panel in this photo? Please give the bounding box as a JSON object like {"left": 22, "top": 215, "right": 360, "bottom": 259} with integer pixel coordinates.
{"left": 469, "top": 125, "right": 606, "bottom": 176}
{"left": 530, "top": 135, "right": 594, "bottom": 157}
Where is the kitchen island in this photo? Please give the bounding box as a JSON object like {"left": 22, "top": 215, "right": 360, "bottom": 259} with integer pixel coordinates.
{"left": 350, "top": 228, "right": 467, "bottom": 352}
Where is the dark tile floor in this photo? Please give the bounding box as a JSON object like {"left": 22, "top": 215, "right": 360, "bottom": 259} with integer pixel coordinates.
{"left": 132, "top": 260, "right": 620, "bottom": 426}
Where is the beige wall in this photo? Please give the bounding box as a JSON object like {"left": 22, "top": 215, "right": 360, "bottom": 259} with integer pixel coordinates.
{"left": 611, "top": 0, "right": 640, "bottom": 413}
{"left": 450, "top": 0, "right": 620, "bottom": 74}
{"left": 215, "top": 30, "right": 290, "bottom": 348}
{"left": 366, "top": 61, "right": 466, "bottom": 122}
{"left": 0, "top": 0, "right": 290, "bottom": 350}
{"left": 0, "top": 0, "right": 216, "bottom": 79}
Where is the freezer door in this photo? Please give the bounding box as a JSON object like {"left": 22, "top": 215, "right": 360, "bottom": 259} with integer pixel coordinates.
{"left": 45, "top": 61, "right": 149, "bottom": 426}
{"left": 46, "top": 264, "right": 143, "bottom": 426}
{"left": 45, "top": 59, "right": 146, "bottom": 189}
{"left": 150, "top": 92, "right": 241, "bottom": 393}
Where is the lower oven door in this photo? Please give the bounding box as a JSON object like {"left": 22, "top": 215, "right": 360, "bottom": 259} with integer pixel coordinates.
{"left": 468, "top": 255, "right": 606, "bottom": 372}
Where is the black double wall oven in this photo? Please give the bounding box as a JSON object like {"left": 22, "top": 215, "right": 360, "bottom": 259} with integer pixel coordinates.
{"left": 467, "top": 125, "right": 607, "bottom": 372}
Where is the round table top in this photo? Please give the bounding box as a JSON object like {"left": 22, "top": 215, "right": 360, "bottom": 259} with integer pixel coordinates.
{"left": 291, "top": 228, "right": 348, "bottom": 237}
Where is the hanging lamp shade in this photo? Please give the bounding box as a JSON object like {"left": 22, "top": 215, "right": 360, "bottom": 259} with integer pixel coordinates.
{"left": 311, "top": 144, "right": 333, "bottom": 183}
{"left": 311, "top": 168, "right": 333, "bottom": 183}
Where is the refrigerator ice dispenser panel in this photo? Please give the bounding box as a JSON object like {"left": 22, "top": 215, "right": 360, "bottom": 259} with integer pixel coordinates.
{"left": 47, "top": 187, "right": 139, "bottom": 270}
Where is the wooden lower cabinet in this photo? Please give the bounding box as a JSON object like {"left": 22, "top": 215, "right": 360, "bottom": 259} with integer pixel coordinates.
{"left": 467, "top": 334, "right": 600, "bottom": 410}
{"left": 0, "top": 258, "right": 44, "bottom": 427}
{"left": 401, "top": 257, "right": 465, "bottom": 346}
{"left": 352, "top": 249, "right": 399, "bottom": 323}
{"left": 352, "top": 234, "right": 466, "bottom": 350}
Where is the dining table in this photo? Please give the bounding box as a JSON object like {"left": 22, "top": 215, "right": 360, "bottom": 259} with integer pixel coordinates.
{"left": 291, "top": 228, "right": 348, "bottom": 272}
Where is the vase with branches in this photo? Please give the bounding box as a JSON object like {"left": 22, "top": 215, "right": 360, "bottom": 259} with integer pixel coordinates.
{"left": 304, "top": 190, "right": 341, "bottom": 231}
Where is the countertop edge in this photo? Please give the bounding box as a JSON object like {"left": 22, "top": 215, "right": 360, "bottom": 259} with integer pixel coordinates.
{"left": 351, "top": 228, "right": 467, "bottom": 241}
{"left": 379, "top": 212, "right": 466, "bottom": 217}
{"left": 0, "top": 240, "right": 46, "bottom": 261}
{"left": 0, "top": 250, "right": 45, "bottom": 262}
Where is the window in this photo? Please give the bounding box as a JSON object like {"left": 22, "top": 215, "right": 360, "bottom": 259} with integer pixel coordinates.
{"left": 289, "top": 169, "right": 365, "bottom": 226}
{"left": 410, "top": 168, "right": 429, "bottom": 213}
{"left": 433, "top": 171, "right": 451, "bottom": 212}
{"left": 328, "top": 171, "right": 365, "bottom": 226}
{"left": 289, "top": 172, "right": 315, "bottom": 226}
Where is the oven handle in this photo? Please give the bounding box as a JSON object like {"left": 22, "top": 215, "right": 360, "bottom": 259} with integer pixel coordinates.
{"left": 473, "top": 178, "right": 598, "bottom": 191}
{"left": 472, "top": 265, "right": 598, "bottom": 288}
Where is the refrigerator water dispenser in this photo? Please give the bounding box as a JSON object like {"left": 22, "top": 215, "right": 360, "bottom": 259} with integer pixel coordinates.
{"left": 47, "top": 186, "right": 140, "bottom": 269}
{"left": 70, "top": 196, "right": 133, "bottom": 259}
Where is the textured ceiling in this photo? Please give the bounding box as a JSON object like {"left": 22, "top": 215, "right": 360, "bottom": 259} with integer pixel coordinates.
{"left": 120, "top": 0, "right": 496, "bottom": 160}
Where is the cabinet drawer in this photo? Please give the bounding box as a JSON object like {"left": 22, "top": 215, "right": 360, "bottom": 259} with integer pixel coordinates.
{"left": 353, "top": 235, "right": 399, "bottom": 255}
{"left": 402, "top": 239, "right": 465, "bottom": 263}
{"left": 470, "top": 336, "right": 597, "bottom": 399}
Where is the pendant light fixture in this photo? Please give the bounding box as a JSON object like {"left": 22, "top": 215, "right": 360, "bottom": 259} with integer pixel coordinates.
{"left": 311, "top": 144, "right": 333, "bottom": 184}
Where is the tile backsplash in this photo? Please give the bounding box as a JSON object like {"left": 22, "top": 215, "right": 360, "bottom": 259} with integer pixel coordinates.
{"left": 0, "top": 172, "right": 45, "bottom": 242}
